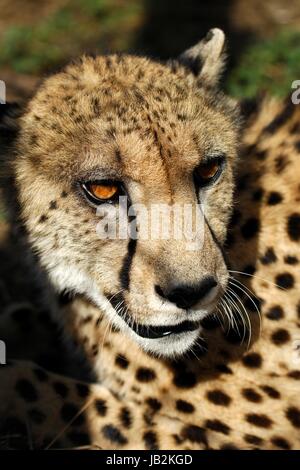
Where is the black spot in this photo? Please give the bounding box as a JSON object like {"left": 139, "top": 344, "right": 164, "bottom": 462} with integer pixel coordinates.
{"left": 274, "top": 155, "right": 289, "bottom": 173}
{"left": 220, "top": 443, "right": 239, "bottom": 450}
{"left": 136, "top": 367, "right": 156, "bottom": 382}
{"left": 260, "top": 385, "right": 281, "bottom": 399}
{"left": 173, "top": 370, "right": 197, "bottom": 388}
{"left": 49, "top": 200, "right": 57, "bottom": 210}
{"left": 271, "top": 328, "right": 290, "bottom": 345}
{"left": 61, "top": 403, "right": 84, "bottom": 425}
{"left": 284, "top": 255, "right": 298, "bottom": 265}
{"left": 242, "top": 352, "right": 262, "bottom": 368}
{"left": 61, "top": 191, "right": 68, "bottom": 198}
{"left": 205, "top": 419, "right": 230, "bottom": 435}
{"left": 15, "top": 379, "right": 38, "bottom": 402}
{"left": 267, "top": 192, "right": 283, "bottom": 205}
{"left": 271, "top": 436, "right": 290, "bottom": 449}
{"left": 176, "top": 400, "right": 195, "bottom": 413}
{"left": 143, "top": 431, "right": 159, "bottom": 450}
{"left": 288, "top": 370, "right": 300, "bottom": 380}
{"left": 115, "top": 354, "right": 129, "bottom": 369}
{"left": 28, "top": 408, "right": 47, "bottom": 425}
{"left": 102, "top": 424, "right": 128, "bottom": 445}
{"left": 260, "top": 247, "right": 277, "bottom": 265}
{"left": 76, "top": 383, "right": 89, "bottom": 398}
{"left": 173, "top": 434, "right": 183, "bottom": 445}
{"left": 39, "top": 214, "right": 48, "bottom": 223}
{"left": 263, "top": 100, "right": 294, "bottom": 133}
{"left": 145, "top": 397, "right": 162, "bottom": 412}
{"left": 94, "top": 399, "right": 107, "bottom": 416}
{"left": 206, "top": 389, "right": 231, "bottom": 406}
{"left": 266, "top": 305, "right": 284, "bottom": 320}
{"left": 244, "top": 434, "right": 264, "bottom": 446}
{"left": 287, "top": 213, "right": 300, "bottom": 241}
{"left": 246, "top": 413, "right": 273, "bottom": 428}
{"left": 181, "top": 425, "right": 208, "bottom": 446}
{"left": 286, "top": 407, "right": 300, "bottom": 428}
{"left": 119, "top": 407, "right": 132, "bottom": 428}
{"left": 275, "top": 273, "right": 294, "bottom": 289}
{"left": 242, "top": 388, "right": 263, "bottom": 403}
{"left": 215, "top": 364, "right": 233, "bottom": 374}
{"left": 53, "top": 381, "right": 69, "bottom": 398}
{"left": 241, "top": 218, "right": 260, "bottom": 239}
{"left": 67, "top": 431, "right": 90, "bottom": 447}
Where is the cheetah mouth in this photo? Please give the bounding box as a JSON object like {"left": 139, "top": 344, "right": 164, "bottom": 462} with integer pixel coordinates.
{"left": 107, "top": 294, "right": 201, "bottom": 339}
{"left": 131, "top": 320, "right": 201, "bottom": 339}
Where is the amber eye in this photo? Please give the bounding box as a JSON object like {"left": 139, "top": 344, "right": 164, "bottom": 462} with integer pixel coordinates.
{"left": 81, "top": 181, "right": 121, "bottom": 204}
{"left": 194, "top": 156, "right": 225, "bottom": 188}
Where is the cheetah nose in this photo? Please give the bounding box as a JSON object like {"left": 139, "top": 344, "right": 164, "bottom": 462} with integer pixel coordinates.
{"left": 155, "top": 276, "right": 218, "bottom": 310}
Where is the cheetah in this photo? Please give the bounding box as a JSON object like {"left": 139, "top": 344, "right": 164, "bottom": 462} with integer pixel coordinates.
{"left": 0, "top": 28, "right": 300, "bottom": 450}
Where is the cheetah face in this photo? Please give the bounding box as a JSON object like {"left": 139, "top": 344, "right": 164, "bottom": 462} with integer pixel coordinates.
{"left": 11, "top": 29, "right": 240, "bottom": 357}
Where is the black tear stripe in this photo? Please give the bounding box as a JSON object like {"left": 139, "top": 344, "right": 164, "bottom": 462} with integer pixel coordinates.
{"left": 193, "top": 184, "right": 228, "bottom": 269}
{"left": 119, "top": 201, "right": 137, "bottom": 290}
{"left": 204, "top": 214, "right": 229, "bottom": 271}
{"left": 119, "top": 237, "right": 137, "bottom": 290}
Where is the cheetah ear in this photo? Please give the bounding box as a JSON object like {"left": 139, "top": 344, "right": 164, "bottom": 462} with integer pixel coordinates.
{"left": 178, "top": 28, "right": 226, "bottom": 86}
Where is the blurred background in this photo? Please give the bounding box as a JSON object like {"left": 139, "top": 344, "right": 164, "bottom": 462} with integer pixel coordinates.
{"left": 1, "top": 0, "right": 300, "bottom": 103}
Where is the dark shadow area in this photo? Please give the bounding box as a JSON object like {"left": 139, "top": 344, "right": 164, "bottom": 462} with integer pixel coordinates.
{"left": 134, "top": 0, "right": 254, "bottom": 73}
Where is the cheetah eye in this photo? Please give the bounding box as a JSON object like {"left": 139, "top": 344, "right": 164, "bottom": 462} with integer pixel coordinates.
{"left": 81, "top": 180, "right": 121, "bottom": 204}
{"left": 194, "top": 156, "right": 225, "bottom": 188}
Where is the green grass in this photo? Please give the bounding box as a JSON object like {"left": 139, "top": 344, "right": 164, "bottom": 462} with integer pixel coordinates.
{"left": 1, "top": 0, "right": 300, "bottom": 96}
{"left": 0, "top": 0, "right": 143, "bottom": 74}
{"left": 227, "top": 29, "right": 300, "bottom": 98}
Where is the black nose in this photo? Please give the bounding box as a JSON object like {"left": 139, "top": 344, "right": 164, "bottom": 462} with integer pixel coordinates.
{"left": 155, "top": 276, "right": 218, "bottom": 309}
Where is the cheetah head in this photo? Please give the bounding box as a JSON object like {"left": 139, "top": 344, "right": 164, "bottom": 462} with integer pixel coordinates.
{"left": 2, "top": 29, "right": 240, "bottom": 357}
